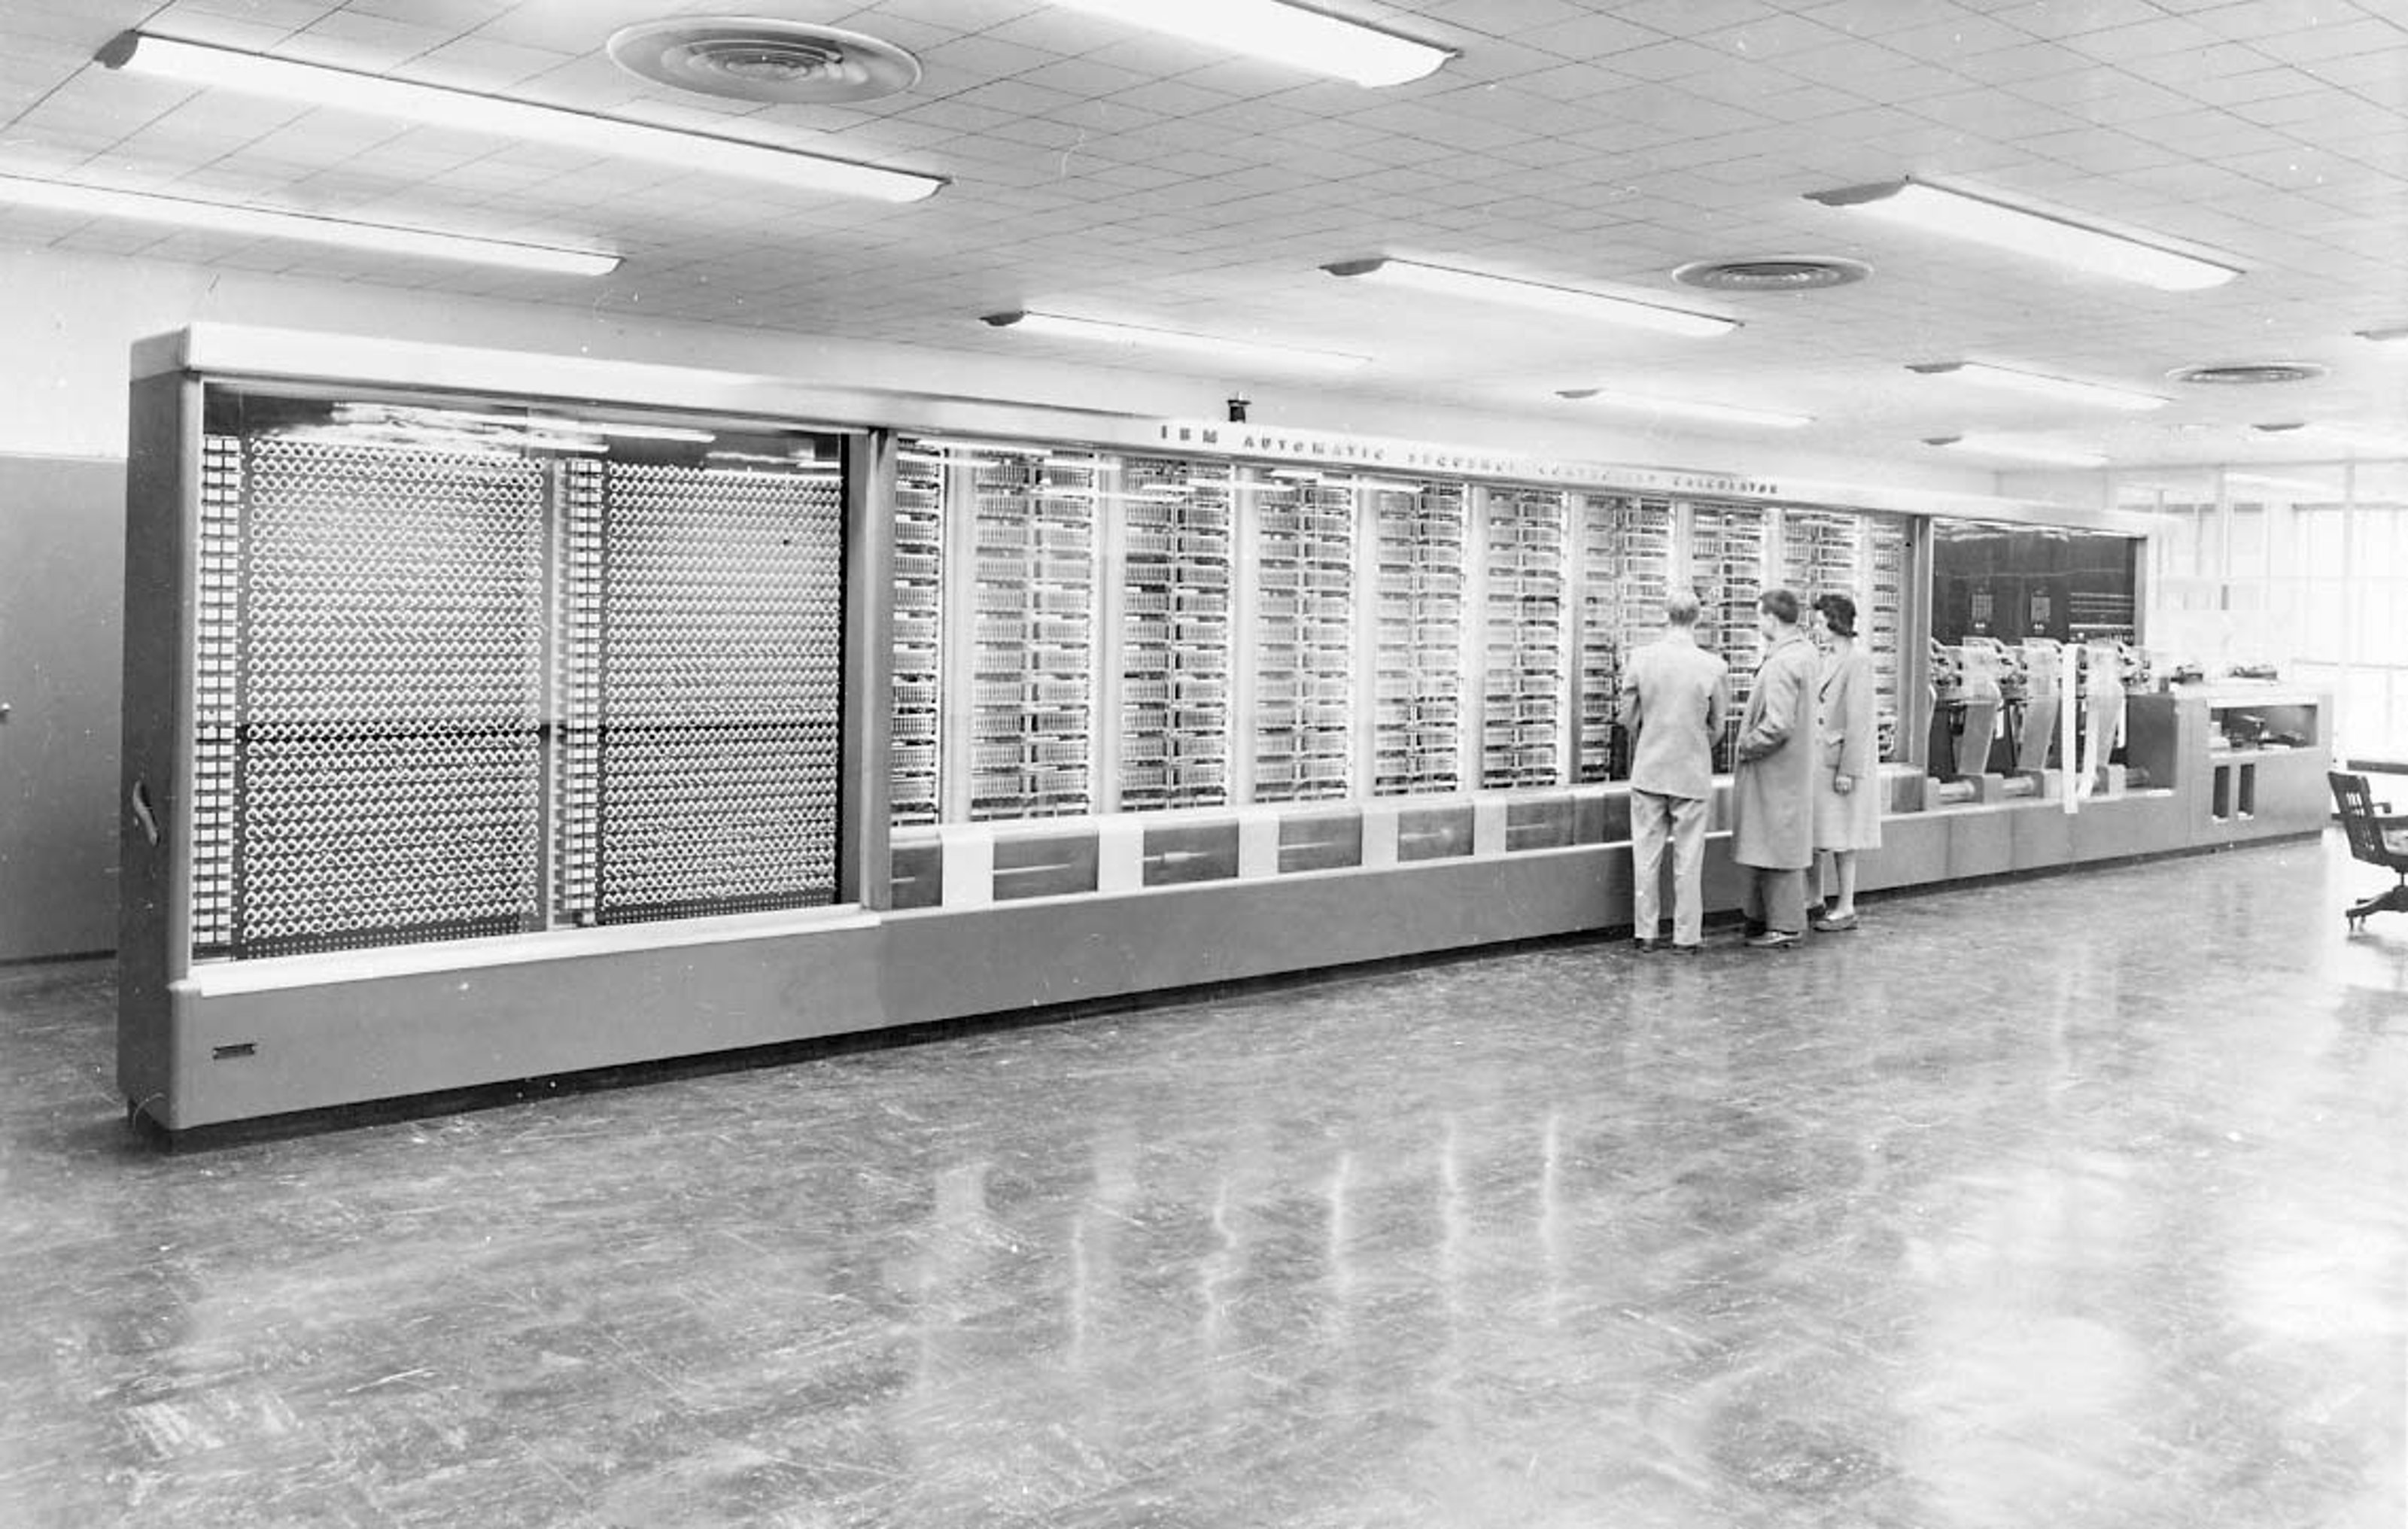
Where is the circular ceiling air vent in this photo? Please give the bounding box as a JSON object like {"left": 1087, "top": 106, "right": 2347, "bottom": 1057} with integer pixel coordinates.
{"left": 1673, "top": 257, "right": 1869, "bottom": 291}
{"left": 607, "top": 18, "right": 922, "bottom": 104}
{"left": 2167, "top": 361, "right": 2327, "bottom": 386}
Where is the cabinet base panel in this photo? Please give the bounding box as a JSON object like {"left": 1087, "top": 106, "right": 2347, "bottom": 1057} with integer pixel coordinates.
{"left": 125, "top": 790, "right": 2321, "bottom": 1136}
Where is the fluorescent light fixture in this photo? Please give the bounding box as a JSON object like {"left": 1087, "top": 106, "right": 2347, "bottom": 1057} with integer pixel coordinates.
{"left": 1924, "top": 434, "right": 2107, "bottom": 468}
{"left": 982, "top": 310, "right": 1369, "bottom": 369}
{"left": 704, "top": 451, "right": 835, "bottom": 473}
{"left": 910, "top": 437, "right": 1045, "bottom": 455}
{"left": 0, "top": 172, "right": 617, "bottom": 275}
{"left": 1908, "top": 360, "right": 2166, "bottom": 412}
{"left": 1555, "top": 387, "right": 1808, "bottom": 429}
{"left": 1806, "top": 177, "right": 2240, "bottom": 291}
{"left": 99, "top": 32, "right": 943, "bottom": 202}
{"left": 1325, "top": 257, "right": 1736, "bottom": 337}
{"left": 336, "top": 403, "right": 713, "bottom": 441}
{"left": 462, "top": 412, "right": 714, "bottom": 442}
{"left": 1045, "top": 0, "right": 1452, "bottom": 87}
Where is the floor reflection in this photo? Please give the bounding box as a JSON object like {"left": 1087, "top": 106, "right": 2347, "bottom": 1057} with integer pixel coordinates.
{"left": 0, "top": 836, "right": 2400, "bottom": 1527}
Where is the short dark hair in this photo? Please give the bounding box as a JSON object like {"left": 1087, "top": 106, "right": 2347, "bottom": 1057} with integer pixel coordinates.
{"left": 1758, "top": 587, "right": 1801, "bottom": 625}
{"left": 1814, "top": 591, "right": 1858, "bottom": 637}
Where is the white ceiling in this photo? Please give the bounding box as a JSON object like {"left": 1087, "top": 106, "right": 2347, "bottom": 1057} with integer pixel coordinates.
{"left": 3, "top": 0, "right": 2405, "bottom": 470}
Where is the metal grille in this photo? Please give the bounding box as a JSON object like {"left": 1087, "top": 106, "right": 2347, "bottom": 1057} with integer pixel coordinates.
{"left": 595, "top": 463, "right": 844, "bottom": 920}
{"left": 229, "top": 437, "right": 549, "bottom": 956}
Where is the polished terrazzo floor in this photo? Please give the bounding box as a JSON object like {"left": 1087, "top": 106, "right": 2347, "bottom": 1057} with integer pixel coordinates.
{"left": 2, "top": 836, "right": 2403, "bottom": 1528}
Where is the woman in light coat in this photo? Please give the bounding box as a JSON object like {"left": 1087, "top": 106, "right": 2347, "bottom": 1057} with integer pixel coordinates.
{"left": 1810, "top": 592, "right": 1881, "bottom": 931}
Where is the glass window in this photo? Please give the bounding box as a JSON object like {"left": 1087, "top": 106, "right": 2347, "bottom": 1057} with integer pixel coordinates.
{"left": 2295, "top": 507, "right": 2344, "bottom": 574}
{"left": 2352, "top": 506, "right": 2400, "bottom": 569}
{"left": 2154, "top": 506, "right": 2199, "bottom": 580}
{"left": 2195, "top": 506, "right": 2225, "bottom": 578}
{"left": 2342, "top": 669, "right": 2394, "bottom": 758}
{"left": 2355, "top": 587, "right": 2403, "bottom": 661}
{"left": 2298, "top": 580, "right": 2345, "bottom": 661}
{"left": 2226, "top": 505, "right": 2267, "bottom": 578}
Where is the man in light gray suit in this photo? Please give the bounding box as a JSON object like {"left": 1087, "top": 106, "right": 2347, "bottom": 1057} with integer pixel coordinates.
{"left": 1619, "top": 591, "right": 1729, "bottom": 953}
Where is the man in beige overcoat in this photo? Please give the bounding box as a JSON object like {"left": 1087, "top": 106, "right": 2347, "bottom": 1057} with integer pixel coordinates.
{"left": 1729, "top": 588, "right": 1820, "bottom": 948}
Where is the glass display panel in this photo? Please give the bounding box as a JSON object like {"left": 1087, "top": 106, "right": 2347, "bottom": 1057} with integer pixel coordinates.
{"left": 1372, "top": 479, "right": 1466, "bottom": 796}
{"left": 193, "top": 388, "right": 845, "bottom": 958}
{"left": 968, "top": 446, "right": 1096, "bottom": 819}
{"left": 590, "top": 458, "right": 844, "bottom": 923}
{"left": 1481, "top": 488, "right": 1566, "bottom": 789}
{"left": 889, "top": 442, "right": 944, "bottom": 827}
{"left": 1118, "top": 456, "right": 1232, "bottom": 810}
{"left": 1778, "top": 507, "right": 1860, "bottom": 611}
{"left": 1932, "top": 524, "right": 2139, "bottom": 646}
{"left": 1250, "top": 468, "right": 1355, "bottom": 801}
{"left": 1779, "top": 506, "right": 1909, "bottom": 762}
{"left": 1574, "top": 494, "right": 1670, "bottom": 782}
{"left": 1865, "top": 514, "right": 1909, "bottom": 761}
{"left": 1689, "top": 501, "right": 1771, "bottom": 771}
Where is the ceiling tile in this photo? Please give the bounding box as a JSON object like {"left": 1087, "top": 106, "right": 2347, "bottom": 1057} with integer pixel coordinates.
{"left": 2, "top": 0, "right": 2403, "bottom": 467}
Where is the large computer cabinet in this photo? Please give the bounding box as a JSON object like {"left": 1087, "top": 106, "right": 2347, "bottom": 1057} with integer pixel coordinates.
{"left": 125, "top": 327, "right": 2271, "bottom": 1135}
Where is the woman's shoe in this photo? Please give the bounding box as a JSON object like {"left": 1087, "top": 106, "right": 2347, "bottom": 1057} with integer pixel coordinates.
{"left": 1808, "top": 910, "right": 1859, "bottom": 932}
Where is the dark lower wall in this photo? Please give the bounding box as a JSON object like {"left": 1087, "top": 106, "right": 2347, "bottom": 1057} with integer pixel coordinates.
{"left": 0, "top": 455, "right": 124, "bottom": 962}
